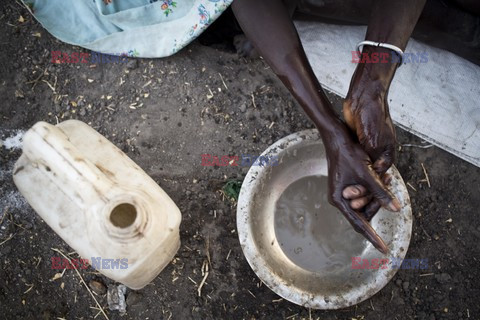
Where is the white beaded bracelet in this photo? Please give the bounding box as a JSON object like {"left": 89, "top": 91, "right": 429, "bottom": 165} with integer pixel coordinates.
{"left": 356, "top": 40, "right": 404, "bottom": 64}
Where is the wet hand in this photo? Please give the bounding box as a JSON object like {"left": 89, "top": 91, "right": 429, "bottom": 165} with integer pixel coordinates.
{"left": 343, "top": 86, "right": 396, "bottom": 176}
{"left": 342, "top": 63, "right": 397, "bottom": 220}
{"left": 342, "top": 173, "right": 392, "bottom": 221}
{"left": 325, "top": 130, "right": 401, "bottom": 254}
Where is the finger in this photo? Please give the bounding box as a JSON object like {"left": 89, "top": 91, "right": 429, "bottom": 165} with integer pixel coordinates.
{"left": 342, "top": 185, "right": 367, "bottom": 199}
{"left": 372, "top": 148, "right": 395, "bottom": 176}
{"left": 363, "top": 199, "right": 382, "bottom": 221}
{"left": 364, "top": 170, "right": 401, "bottom": 212}
{"left": 350, "top": 196, "right": 370, "bottom": 210}
{"left": 382, "top": 173, "right": 392, "bottom": 186}
{"left": 336, "top": 198, "right": 388, "bottom": 254}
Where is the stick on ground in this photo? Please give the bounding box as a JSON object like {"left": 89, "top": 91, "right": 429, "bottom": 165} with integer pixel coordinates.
{"left": 421, "top": 163, "right": 431, "bottom": 188}
{"left": 51, "top": 248, "right": 109, "bottom": 320}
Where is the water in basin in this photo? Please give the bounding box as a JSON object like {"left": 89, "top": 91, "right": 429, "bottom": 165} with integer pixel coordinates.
{"left": 274, "top": 175, "right": 367, "bottom": 273}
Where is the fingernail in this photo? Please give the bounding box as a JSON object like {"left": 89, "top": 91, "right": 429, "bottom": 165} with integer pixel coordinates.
{"left": 379, "top": 244, "right": 389, "bottom": 255}
{"left": 374, "top": 239, "right": 388, "bottom": 254}
{"left": 352, "top": 187, "right": 359, "bottom": 195}
{"left": 389, "top": 199, "right": 401, "bottom": 212}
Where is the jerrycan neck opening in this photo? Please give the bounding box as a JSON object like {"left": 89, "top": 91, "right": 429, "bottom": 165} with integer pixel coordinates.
{"left": 110, "top": 203, "right": 137, "bottom": 228}
{"left": 102, "top": 198, "right": 148, "bottom": 241}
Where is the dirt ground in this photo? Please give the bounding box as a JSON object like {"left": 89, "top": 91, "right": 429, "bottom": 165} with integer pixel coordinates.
{"left": 1, "top": 2, "right": 479, "bottom": 320}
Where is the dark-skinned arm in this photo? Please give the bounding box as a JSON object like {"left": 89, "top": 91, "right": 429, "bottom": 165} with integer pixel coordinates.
{"left": 232, "top": 0, "right": 401, "bottom": 254}
{"left": 343, "top": 0, "right": 426, "bottom": 218}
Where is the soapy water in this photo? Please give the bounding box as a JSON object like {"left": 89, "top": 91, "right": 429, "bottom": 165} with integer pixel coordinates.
{"left": 274, "top": 175, "right": 367, "bottom": 273}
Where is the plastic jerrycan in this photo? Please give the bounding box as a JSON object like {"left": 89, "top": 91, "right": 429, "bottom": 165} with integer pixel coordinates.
{"left": 13, "top": 120, "right": 181, "bottom": 289}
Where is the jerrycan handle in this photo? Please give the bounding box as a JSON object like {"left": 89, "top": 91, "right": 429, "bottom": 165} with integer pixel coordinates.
{"left": 21, "top": 121, "right": 116, "bottom": 209}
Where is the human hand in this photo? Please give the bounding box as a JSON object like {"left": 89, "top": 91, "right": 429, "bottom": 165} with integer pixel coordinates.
{"left": 343, "top": 53, "right": 398, "bottom": 219}
{"left": 343, "top": 78, "right": 396, "bottom": 176}
{"left": 324, "top": 128, "right": 401, "bottom": 254}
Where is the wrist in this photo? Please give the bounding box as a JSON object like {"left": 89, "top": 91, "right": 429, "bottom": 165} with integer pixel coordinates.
{"left": 351, "top": 46, "right": 399, "bottom": 93}
{"left": 347, "top": 48, "right": 399, "bottom": 107}
{"left": 316, "top": 119, "right": 353, "bottom": 152}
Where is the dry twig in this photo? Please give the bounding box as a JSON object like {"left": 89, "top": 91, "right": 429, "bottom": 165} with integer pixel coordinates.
{"left": 51, "top": 248, "right": 109, "bottom": 320}
{"left": 0, "top": 206, "right": 8, "bottom": 225}
{"left": 421, "top": 163, "right": 431, "bottom": 188}
{"left": 226, "top": 249, "right": 232, "bottom": 261}
{"left": 197, "top": 260, "right": 209, "bottom": 297}
{"left": 218, "top": 73, "right": 228, "bottom": 90}
{"left": 251, "top": 93, "right": 257, "bottom": 108}
{"left": 0, "top": 233, "right": 14, "bottom": 246}
{"left": 406, "top": 182, "right": 417, "bottom": 192}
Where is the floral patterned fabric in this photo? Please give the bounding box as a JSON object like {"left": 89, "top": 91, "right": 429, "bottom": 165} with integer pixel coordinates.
{"left": 23, "top": 0, "right": 233, "bottom": 58}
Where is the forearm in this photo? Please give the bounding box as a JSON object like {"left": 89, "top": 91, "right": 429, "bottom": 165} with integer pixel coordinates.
{"left": 352, "top": 0, "right": 427, "bottom": 92}
{"left": 232, "top": 0, "right": 345, "bottom": 140}
{"left": 367, "top": 0, "right": 426, "bottom": 50}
